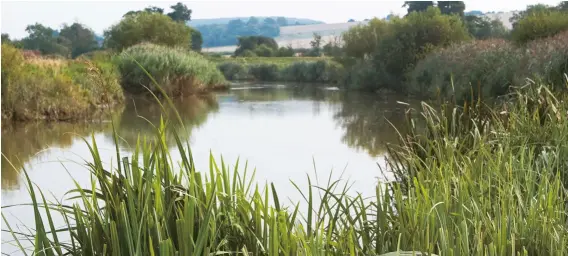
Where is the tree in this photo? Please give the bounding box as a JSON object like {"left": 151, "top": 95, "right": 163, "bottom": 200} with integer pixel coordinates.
{"left": 167, "top": 2, "right": 192, "bottom": 22}
{"left": 403, "top": 1, "right": 434, "bottom": 14}
{"left": 437, "top": 1, "right": 466, "bottom": 17}
{"left": 1, "top": 33, "right": 11, "bottom": 43}
{"left": 144, "top": 6, "right": 164, "bottom": 14}
{"left": 59, "top": 22, "right": 99, "bottom": 58}
{"left": 264, "top": 18, "right": 277, "bottom": 25}
{"left": 511, "top": 8, "right": 568, "bottom": 43}
{"left": 465, "top": 15, "right": 507, "bottom": 39}
{"left": 307, "top": 33, "right": 323, "bottom": 56}
{"left": 509, "top": 4, "right": 553, "bottom": 28}
{"left": 190, "top": 30, "right": 203, "bottom": 51}
{"left": 277, "top": 17, "right": 288, "bottom": 26}
{"left": 234, "top": 36, "right": 277, "bottom": 56}
{"left": 104, "top": 12, "right": 192, "bottom": 50}
{"left": 348, "top": 19, "right": 356, "bottom": 22}
{"left": 343, "top": 18, "right": 390, "bottom": 58}
{"left": 21, "top": 23, "right": 70, "bottom": 56}
{"left": 247, "top": 17, "right": 260, "bottom": 26}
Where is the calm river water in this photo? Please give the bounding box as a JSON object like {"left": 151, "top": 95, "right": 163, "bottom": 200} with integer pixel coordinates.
{"left": 1, "top": 84, "right": 417, "bottom": 254}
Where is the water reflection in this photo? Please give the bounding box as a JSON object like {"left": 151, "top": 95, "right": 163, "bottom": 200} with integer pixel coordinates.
{"left": 333, "top": 93, "right": 420, "bottom": 156}
{"left": 112, "top": 95, "right": 219, "bottom": 147}
{"left": 1, "top": 121, "right": 113, "bottom": 189}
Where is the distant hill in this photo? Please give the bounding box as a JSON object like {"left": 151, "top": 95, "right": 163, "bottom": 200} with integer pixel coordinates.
{"left": 188, "top": 17, "right": 323, "bottom": 27}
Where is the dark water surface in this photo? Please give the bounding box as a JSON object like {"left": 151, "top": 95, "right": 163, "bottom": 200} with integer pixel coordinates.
{"left": 1, "top": 84, "right": 418, "bottom": 254}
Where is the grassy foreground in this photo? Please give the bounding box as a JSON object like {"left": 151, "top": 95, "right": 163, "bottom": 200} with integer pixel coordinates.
{"left": 3, "top": 78, "right": 568, "bottom": 255}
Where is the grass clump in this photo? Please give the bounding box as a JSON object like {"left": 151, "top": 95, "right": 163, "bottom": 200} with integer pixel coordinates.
{"left": 117, "top": 43, "right": 226, "bottom": 96}
{"left": 1, "top": 43, "right": 123, "bottom": 121}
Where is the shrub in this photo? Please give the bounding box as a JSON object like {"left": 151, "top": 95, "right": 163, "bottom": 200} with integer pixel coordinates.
{"left": 217, "top": 62, "right": 250, "bottom": 80}
{"left": 276, "top": 46, "right": 294, "bottom": 57}
{"left": 104, "top": 12, "right": 193, "bottom": 51}
{"left": 345, "top": 7, "right": 471, "bottom": 92}
{"left": 512, "top": 9, "right": 568, "bottom": 44}
{"left": 240, "top": 49, "right": 257, "bottom": 57}
{"left": 248, "top": 63, "right": 280, "bottom": 81}
{"left": 342, "top": 18, "right": 390, "bottom": 58}
{"left": 234, "top": 36, "right": 278, "bottom": 56}
{"left": 281, "top": 60, "right": 344, "bottom": 83}
{"left": 254, "top": 44, "right": 274, "bottom": 57}
{"left": 409, "top": 30, "right": 568, "bottom": 101}
{"left": 116, "top": 43, "right": 225, "bottom": 96}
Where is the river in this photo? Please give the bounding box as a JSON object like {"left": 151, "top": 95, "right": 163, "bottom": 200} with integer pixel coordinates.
{"left": 1, "top": 83, "right": 417, "bottom": 254}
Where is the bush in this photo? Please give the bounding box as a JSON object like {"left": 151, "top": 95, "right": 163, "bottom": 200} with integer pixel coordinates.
{"left": 104, "top": 12, "right": 193, "bottom": 51}
{"left": 248, "top": 63, "right": 280, "bottom": 81}
{"left": 281, "top": 60, "right": 344, "bottom": 83}
{"left": 1, "top": 43, "right": 123, "bottom": 121}
{"left": 254, "top": 44, "right": 274, "bottom": 57}
{"left": 409, "top": 30, "right": 568, "bottom": 101}
{"left": 512, "top": 9, "right": 568, "bottom": 44}
{"left": 117, "top": 43, "right": 225, "bottom": 96}
{"left": 345, "top": 7, "right": 471, "bottom": 92}
{"left": 234, "top": 36, "right": 278, "bottom": 57}
{"left": 217, "top": 62, "right": 250, "bottom": 80}
{"left": 240, "top": 49, "right": 257, "bottom": 57}
{"left": 276, "top": 46, "right": 294, "bottom": 57}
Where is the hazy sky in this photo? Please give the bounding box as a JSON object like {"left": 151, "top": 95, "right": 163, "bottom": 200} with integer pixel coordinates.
{"left": 1, "top": 0, "right": 563, "bottom": 39}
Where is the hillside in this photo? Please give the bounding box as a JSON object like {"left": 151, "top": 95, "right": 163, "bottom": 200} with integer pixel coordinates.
{"left": 188, "top": 17, "right": 323, "bottom": 26}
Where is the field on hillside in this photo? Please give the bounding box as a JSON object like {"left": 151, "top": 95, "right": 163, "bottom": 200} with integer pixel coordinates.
{"left": 208, "top": 56, "right": 332, "bottom": 66}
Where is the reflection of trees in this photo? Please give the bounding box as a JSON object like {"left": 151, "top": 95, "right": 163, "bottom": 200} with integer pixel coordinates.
{"left": 112, "top": 95, "right": 219, "bottom": 148}
{"left": 1, "top": 121, "right": 114, "bottom": 189}
{"left": 333, "top": 93, "right": 421, "bottom": 156}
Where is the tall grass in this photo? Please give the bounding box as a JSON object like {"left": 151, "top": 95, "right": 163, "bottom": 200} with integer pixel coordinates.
{"left": 409, "top": 30, "right": 568, "bottom": 101}
{"left": 1, "top": 43, "right": 124, "bottom": 121}
{"left": 3, "top": 67, "right": 568, "bottom": 254}
{"left": 117, "top": 43, "right": 226, "bottom": 96}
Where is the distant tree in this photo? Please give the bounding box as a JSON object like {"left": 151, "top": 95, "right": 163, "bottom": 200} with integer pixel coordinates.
{"left": 144, "top": 6, "right": 164, "bottom": 14}
{"left": 437, "top": 1, "right": 466, "bottom": 17}
{"left": 348, "top": 19, "right": 356, "bottom": 22}
{"left": 307, "top": 33, "right": 323, "bottom": 56}
{"left": 343, "top": 18, "right": 391, "bottom": 58}
{"left": 104, "top": 12, "right": 192, "bottom": 50}
{"left": 277, "top": 45, "right": 294, "bottom": 57}
{"left": 234, "top": 36, "right": 277, "bottom": 56}
{"left": 21, "top": 23, "right": 70, "bottom": 56}
{"left": 465, "top": 15, "right": 508, "bottom": 39}
{"left": 167, "top": 2, "right": 192, "bottom": 22}
{"left": 1, "top": 33, "right": 11, "bottom": 43}
{"left": 264, "top": 18, "right": 277, "bottom": 25}
{"left": 190, "top": 29, "right": 203, "bottom": 51}
{"left": 59, "top": 22, "right": 99, "bottom": 58}
{"left": 403, "top": 1, "right": 434, "bottom": 14}
{"left": 254, "top": 44, "right": 275, "bottom": 57}
{"left": 509, "top": 4, "right": 553, "bottom": 28}
{"left": 295, "top": 21, "right": 301, "bottom": 25}
{"left": 277, "top": 17, "right": 288, "bottom": 26}
{"left": 247, "top": 17, "right": 260, "bottom": 26}
{"left": 559, "top": 1, "right": 568, "bottom": 11}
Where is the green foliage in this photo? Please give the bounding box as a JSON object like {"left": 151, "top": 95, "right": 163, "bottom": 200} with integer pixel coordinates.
{"left": 59, "top": 22, "right": 99, "bottom": 58}
{"left": 254, "top": 44, "right": 275, "bottom": 57}
{"left": 248, "top": 63, "right": 280, "bottom": 81}
{"left": 116, "top": 43, "right": 225, "bottom": 96}
{"left": 342, "top": 18, "right": 390, "bottom": 58}
{"left": 217, "top": 62, "right": 249, "bottom": 80}
{"left": 190, "top": 29, "right": 203, "bottom": 51}
{"left": 347, "top": 7, "right": 471, "bottom": 92}
{"left": 1, "top": 33, "right": 11, "bottom": 43}
{"left": 20, "top": 23, "right": 70, "bottom": 57}
{"left": 234, "top": 36, "right": 278, "bottom": 56}
{"left": 437, "top": 1, "right": 466, "bottom": 17}
{"left": 276, "top": 46, "right": 294, "bottom": 57}
{"left": 1, "top": 43, "right": 123, "bottom": 121}
{"left": 281, "top": 60, "right": 344, "bottom": 83}
{"left": 409, "top": 30, "right": 568, "bottom": 101}
{"left": 465, "top": 15, "right": 509, "bottom": 39}
{"left": 403, "top": 1, "right": 435, "bottom": 14}
{"left": 167, "top": 2, "right": 192, "bottom": 22}
{"left": 104, "top": 12, "right": 193, "bottom": 51}
{"left": 511, "top": 8, "right": 568, "bottom": 44}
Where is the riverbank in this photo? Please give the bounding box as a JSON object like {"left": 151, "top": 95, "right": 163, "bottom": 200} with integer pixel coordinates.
{"left": 5, "top": 79, "right": 568, "bottom": 255}
{"left": 1, "top": 43, "right": 228, "bottom": 122}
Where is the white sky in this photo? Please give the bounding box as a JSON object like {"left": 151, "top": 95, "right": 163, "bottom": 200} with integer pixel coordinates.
{"left": 1, "top": 0, "right": 563, "bottom": 39}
